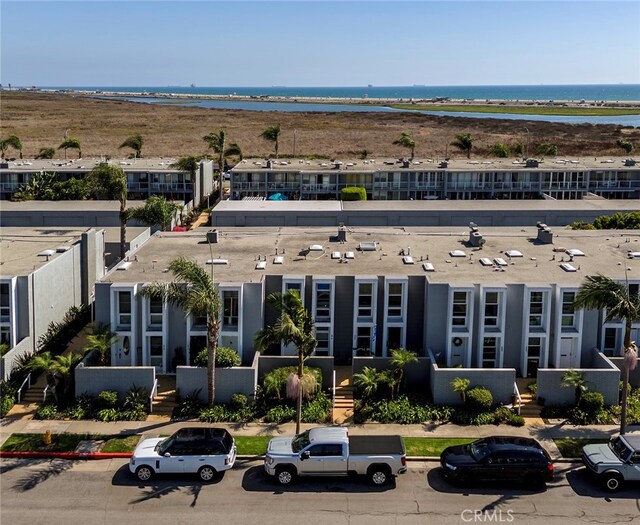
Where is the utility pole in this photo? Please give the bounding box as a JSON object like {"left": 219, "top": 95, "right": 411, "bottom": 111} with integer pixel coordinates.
{"left": 293, "top": 129, "right": 297, "bottom": 158}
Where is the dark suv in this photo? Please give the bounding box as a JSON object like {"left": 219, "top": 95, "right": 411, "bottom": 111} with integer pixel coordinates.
{"left": 440, "top": 436, "right": 554, "bottom": 488}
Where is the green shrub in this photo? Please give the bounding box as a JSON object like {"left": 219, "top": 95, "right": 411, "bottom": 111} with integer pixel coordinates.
{"left": 508, "top": 414, "right": 525, "bottom": 426}
{"left": 230, "top": 393, "right": 248, "bottom": 410}
{"left": 570, "top": 221, "right": 596, "bottom": 230}
{"left": 35, "top": 403, "right": 59, "bottom": 420}
{"left": 340, "top": 186, "right": 367, "bottom": 201}
{"left": 301, "top": 392, "right": 332, "bottom": 423}
{"left": 124, "top": 386, "right": 149, "bottom": 411}
{"left": 536, "top": 143, "right": 558, "bottom": 156}
{"left": 489, "top": 143, "right": 510, "bottom": 158}
{"left": 64, "top": 405, "right": 88, "bottom": 420}
{"left": 360, "top": 395, "right": 453, "bottom": 425}
{"left": 199, "top": 405, "right": 228, "bottom": 423}
{"left": 176, "top": 389, "right": 204, "bottom": 419}
{"left": 526, "top": 382, "right": 538, "bottom": 395}
{"left": 466, "top": 387, "right": 493, "bottom": 412}
{"left": 264, "top": 405, "right": 296, "bottom": 423}
{"left": 193, "top": 346, "right": 241, "bottom": 368}
{"left": 578, "top": 391, "right": 604, "bottom": 413}
{"left": 0, "top": 381, "right": 17, "bottom": 417}
{"left": 96, "top": 408, "right": 119, "bottom": 422}
{"left": 97, "top": 390, "right": 119, "bottom": 408}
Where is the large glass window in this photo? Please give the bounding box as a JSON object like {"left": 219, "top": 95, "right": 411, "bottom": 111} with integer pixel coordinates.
{"left": 357, "top": 283, "right": 373, "bottom": 318}
{"left": 526, "top": 337, "right": 542, "bottom": 376}
{"left": 482, "top": 337, "right": 498, "bottom": 368}
{"left": 315, "top": 283, "right": 331, "bottom": 321}
{"left": 118, "top": 291, "right": 131, "bottom": 327}
{"left": 0, "top": 326, "right": 10, "bottom": 346}
{"left": 315, "top": 327, "right": 329, "bottom": 354}
{"left": 285, "top": 282, "right": 302, "bottom": 297}
{"left": 223, "top": 290, "right": 239, "bottom": 328}
{"left": 387, "top": 283, "right": 403, "bottom": 318}
{"left": 149, "top": 296, "right": 163, "bottom": 327}
{"left": 561, "top": 291, "right": 576, "bottom": 327}
{"left": 529, "top": 292, "right": 544, "bottom": 327}
{"left": 0, "top": 283, "right": 9, "bottom": 322}
{"left": 484, "top": 292, "right": 499, "bottom": 327}
{"left": 149, "top": 336, "right": 163, "bottom": 369}
{"left": 452, "top": 291, "right": 468, "bottom": 326}
{"left": 356, "top": 326, "right": 371, "bottom": 350}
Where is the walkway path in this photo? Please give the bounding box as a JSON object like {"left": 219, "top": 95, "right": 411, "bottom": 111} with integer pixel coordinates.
{"left": 332, "top": 366, "right": 354, "bottom": 424}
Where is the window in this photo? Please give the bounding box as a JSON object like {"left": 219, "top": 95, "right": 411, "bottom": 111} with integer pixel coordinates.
{"left": 149, "top": 336, "right": 163, "bottom": 368}
{"left": 285, "top": 282, "right": 302, "bottom": 297}
{"left": 0, "top": 283, "right": 9, "bottom": 322}
{"left": 387, "top": 283, "right": 403, "bottom": 318}
{"left": 604, "top": 327, "right": 617, "bottom": 354}
{"left": 356, "top": 326, "right": 371, "bottom": 350}
{"left": 149, "top": 296, "right": 163, "bottom": 327}
{"left": 0, "top": 326, "right": 10, "bottom": 346}
{"left": 561, "top": 291, "right": 576, "bottom": 327}
{"left": 484, "top": 292, "right": 499, "bottom": 327}
{"left": 452, "top": 291, "right": 467, "bottom": 326}
{"left": 118, "top": 291, "right": 131, "bottom": 327}
{"left": 315, "top": 327, "right": 329, "bottom": 354}
{"left": 526, "top": 337, "right": 542, "bottom": 376}
{"left": 529, "top": 292, "right": 544, "bottom": 327}
{"left": 482, "top": 337, "right": 497, "bottom": 368}
{"left": 192, "top": 315, "right": 207, "bottom": 329}
{"left": 223, "top": 290, "right": 239, "bottom": 328}
{"left": 315, "top": 283, "right": 331, "bottom": 321}
{"left": 357, "top": 283, "right": 373, "bottom": 318}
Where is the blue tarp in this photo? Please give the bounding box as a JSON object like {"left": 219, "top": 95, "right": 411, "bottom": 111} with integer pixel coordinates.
{"left": 268, "top": 193, "right": 288, "bottom": 200}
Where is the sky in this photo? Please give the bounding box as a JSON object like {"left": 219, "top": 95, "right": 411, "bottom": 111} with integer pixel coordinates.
{"left": 1, "top": 1, "right": 639, "bottom": 87}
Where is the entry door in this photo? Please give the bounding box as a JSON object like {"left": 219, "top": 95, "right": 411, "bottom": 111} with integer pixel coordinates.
{"left": 559, "top": 338, "right": 578, "bottom": 368}
{"left": 450, "top": 338, "right": 467, "bottom": 367}
{"left": 320, "top": 444, "right": 347, "bottom": 474}
{"left": 158, "top": 446, "right": 186, "bottom": 473}
{"left": 300, "top": 445, "right": 328, "bottom": 474}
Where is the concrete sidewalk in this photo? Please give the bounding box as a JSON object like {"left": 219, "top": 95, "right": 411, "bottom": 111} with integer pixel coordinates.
{"left": 2, "top": 415, "right": 638, "bottom": 459}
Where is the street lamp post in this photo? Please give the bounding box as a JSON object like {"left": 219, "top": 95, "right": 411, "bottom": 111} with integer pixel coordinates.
{"left": 524, "top": 127, "right": 530, "bottom": 159}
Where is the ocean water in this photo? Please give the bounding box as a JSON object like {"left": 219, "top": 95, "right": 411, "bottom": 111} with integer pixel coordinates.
{"left": 44, "top": 84, "right": 640, "bottom": 101}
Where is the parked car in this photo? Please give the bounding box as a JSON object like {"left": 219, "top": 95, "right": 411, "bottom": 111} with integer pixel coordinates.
{"left": 129, "top": 427, "right": 236, "bottom": 482}
{"left": 582, "top": 434, "right": 640, "bottom": 492}
{"left": 440, "top": 436, "right": 554, "bottom": 488}
{"left": 264, "top": 426, "right": 406, "bottom": 486}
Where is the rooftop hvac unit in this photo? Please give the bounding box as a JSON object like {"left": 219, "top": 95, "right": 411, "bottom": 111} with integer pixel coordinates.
{"left": 526, "top": 159, "right": 539, "bottom": 168}
{"left": 337, "top": 225, "right": 347, "bottom": 243}
{"left": 536, "top": 222, "right": 553, "bottom": 244}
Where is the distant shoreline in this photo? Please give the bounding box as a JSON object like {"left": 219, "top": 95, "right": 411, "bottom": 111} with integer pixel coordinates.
{"left": 7, "top": 87, "right": 640, "bottom": 114}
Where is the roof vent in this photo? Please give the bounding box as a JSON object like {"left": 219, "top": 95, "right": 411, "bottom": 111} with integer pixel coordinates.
{"left": 309, "top": 244, "right": 323, "bottom": 251}
{"left": 468, "top": 223, "right": 484, "bottom": 248}
{"left": 337, "top": 224, "right": 347, "bottom": 243}
{"left": 206, "top": 230, "right": 219, "bottom": 244}
{"left": 526, "top": 159, "right": 539, "bottom": 168}
{"left": 438, "top": 161, "right": 448, "bottom": 168}
{"left": 206, "top": 259, "right": 228, "bottom": 265}
{"left": 422, "top": 262, "right": 435, "bottom": 272}
{"left": 565, "top": 248, "right": 585, "bottom": 257}
{"left": 536, "top": 222, "right": 553, "bottom": 244}
{"left": 273, "top": 256, "right": 284, "bottom": 264}
{"left": 624, "top": 159, "right": 636, "bottom": 167}
{"left": 402, "top": 159, "right": 410, "bottom": 168}
{"left": 402, "top": 256, "right": 415, "bottom": 264}
{"left": 505, "top": 250, "right": 523, "bottom": 258}
{"left": 255, "top": 261, "right": 267, "bottom": 270}
{"left": 450, "top": 250, "right": 466, "bottom": 257}
{"left": 117, "top": 261, "right": 132, "bottom": 271}
{"left": 266, "top": 159, "right": 272, "bottom": 169}
{"left": 560, "top": 263, "right": 577, "bottom": 272}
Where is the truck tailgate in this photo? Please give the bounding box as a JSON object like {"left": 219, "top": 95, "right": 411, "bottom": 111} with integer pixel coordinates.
{"left": 349, "top": 435, "right": 405, "bottom": 456}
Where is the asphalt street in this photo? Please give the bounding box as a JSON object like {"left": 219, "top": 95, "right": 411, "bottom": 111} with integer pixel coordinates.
{"left": 1, "top": 459, "right": 638, "bottom": 525}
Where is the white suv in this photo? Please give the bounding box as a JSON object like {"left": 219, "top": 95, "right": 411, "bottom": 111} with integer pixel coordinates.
{"left": 130, "top": 427, "right": 236, "bottom": 482}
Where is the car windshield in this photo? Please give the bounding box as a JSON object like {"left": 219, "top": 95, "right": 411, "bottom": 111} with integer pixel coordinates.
{"left": 469, "top": 440, "right": 491, "bottom": 461}
{"left": 156, "top": 437, "right": 174, "bottom": 455}
{"left": 610, "top": 437, "right": 632, "bottom": 462}
{"left": 291, "top": 430, "right": 311, "bottom": 453}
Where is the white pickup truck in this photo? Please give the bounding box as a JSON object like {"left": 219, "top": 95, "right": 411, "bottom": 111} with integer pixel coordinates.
{"left": 264, "top": 426, "right": 407, "bottom": 486}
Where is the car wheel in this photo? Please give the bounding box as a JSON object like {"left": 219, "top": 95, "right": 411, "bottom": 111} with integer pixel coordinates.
{"left": 135, "top": 465, "right": 154, "bottom": 482}
{"left": 276, "top": 466, "right": 296, "bottom": 486}
{"left": 368, "top": 466, "right": 391, "bottom": 486}
{"left": 198, "top": 466, "right": 217, "bottom": 482}
{"left": 524, "top": 473, "right": 544, "bottom": 489}
{"left": 601, "top": 472, "right": 624, "bottom": 492}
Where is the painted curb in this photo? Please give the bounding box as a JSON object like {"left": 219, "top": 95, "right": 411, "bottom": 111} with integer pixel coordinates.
{"left": 0, "top": 451, "right": 132, "bottom": 460}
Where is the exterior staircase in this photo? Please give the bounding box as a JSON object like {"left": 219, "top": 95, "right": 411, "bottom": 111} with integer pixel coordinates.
{"left": 188, "top": 212, "right": 210, "bottom": 230}
{"left": 515, "top": 378, "right": 543, "bottom": 423}
{"left": 5, "top": 374, "right": 48, "bottom": 420}
{"left": 332, "top": 366, "right": 354, "bottom": 424}
{"left": 147, "top": 376, "right": 177, "bottom": 422}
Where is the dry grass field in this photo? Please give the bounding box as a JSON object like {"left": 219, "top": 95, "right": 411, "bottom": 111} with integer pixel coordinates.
{"left": 1, "top": 91, "right": 639, "bottom": 160}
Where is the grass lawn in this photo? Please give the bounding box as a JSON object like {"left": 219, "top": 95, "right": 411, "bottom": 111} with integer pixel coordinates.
{"left": 1, "top": 433, "right": 96, "bottom": 452}
{"left": 101, "top": 435, "right": 141, "bottom": 453}
{"left": 554, "top": 438, "right": 609, "bottom": 458}
{"left": 403, "top": 437, "right": 475, "bottom": 457}
{"left": 390, "top": 103, "right": 640, "bottom": 116}
{"left": 235, "top": 436, "right": 272, "bottom": 456}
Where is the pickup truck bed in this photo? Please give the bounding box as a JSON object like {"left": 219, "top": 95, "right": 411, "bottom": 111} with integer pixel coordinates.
{"left": 349, "top": 435, "right": 405, "bottom": 456}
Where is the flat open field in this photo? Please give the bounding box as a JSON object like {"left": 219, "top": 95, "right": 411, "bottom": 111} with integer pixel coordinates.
{"left": 1, "top": 91, "right": 639, "bottom": 159}
{"left": 391, "top": 103, "right": 640, "bottom": 116}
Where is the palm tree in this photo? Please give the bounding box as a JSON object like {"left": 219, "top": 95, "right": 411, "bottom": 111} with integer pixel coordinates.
{"left": 254, "top": 290, "right": 317, "bottom": 433}
{"left": 86, "top": 163, "right": 128, "bottom": 261}
{"left": 36, "top": 147, "right": 56, "bottom": 159}
{"left": 389, "top": 348, "right": 418, "bottom": 397}
{"left": 119, "top": 133, "right": 144, "bottom": 158}
{"left": 26, "top": 352, "right": 57, "bottom": 389}
{"left": 0, "top": 134, "right": 23, "bottom": 159}
{"left": 84, "top": 324, "right": 119, "bottom": 366}
{"left": 451, "top": 133, "right": 473, "bottom": 159}
{"left": 140, "top": 257, "right": 221, "bottom": 407}
{"left": 52, "top": 353, "right": 83, "bottom": 401}
{"left": 451, "top": 377, "right": 471, "bottom": 404}
{"left": 58, "top": 138, "right": 82, "bottom": 159}
{"left": 560, "top": 369, "right": 588, "bottom": 406}
{"left": 574, "top": 274, "right": 639, "bottom": 434}
{"left": 261, "top": 124, "right": 281, "bottom": 159}
{"left": 203, "top": 129, "right": 242, "bottom": 202}
{"left": 172, "top": 156, "right": 199, "bottom": 199}
{"left": 353, "top": 366, "right": 380, "bottom": 400}
{"left": 393, "top": 132, "right": 416, "bottom": 159}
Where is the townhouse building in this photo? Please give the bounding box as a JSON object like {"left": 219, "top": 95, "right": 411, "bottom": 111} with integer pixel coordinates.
{"left": 0, "top": 157, "right": 214, "bottom": 205}
{"left": 229, "top": 157, "right": 639, "bottom": 201}
{"left": 93, "top": 225, "right": 640, "bottom": 379}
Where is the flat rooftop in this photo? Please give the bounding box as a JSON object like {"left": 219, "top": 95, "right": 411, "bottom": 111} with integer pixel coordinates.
{"left": 0, "top": 226, "right": 147, "bottom": 276}
{"left": 232, "top": 156, "right": 639, "bottom": 172}
{"left": 103, "top": 226, "right": 640, "bottom": 286}
{"left": 0, "top": 200, "right": 148, "bottom": 212}
{"left": 214, "top": 199, "right": 639, "bottom": 213}
{"left": 0, "top": 158, "right": 198, "bottom": 173}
